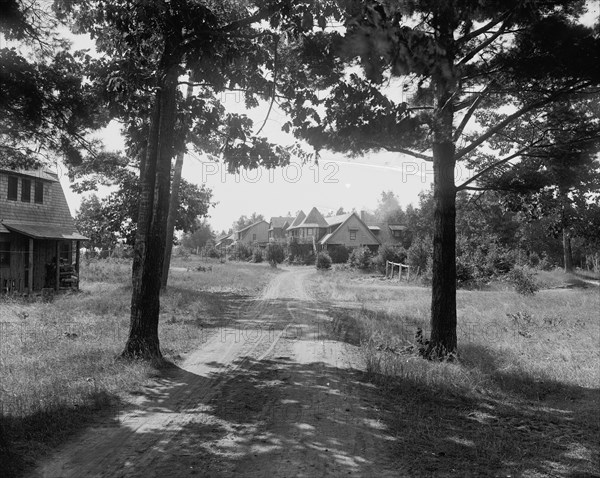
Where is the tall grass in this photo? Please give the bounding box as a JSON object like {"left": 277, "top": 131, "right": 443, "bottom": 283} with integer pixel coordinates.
{"left": 313, "top": 269, "right": 600, "bottom": 395}
{"left": 0, "top": 258, "right": 279, "bottom": 475}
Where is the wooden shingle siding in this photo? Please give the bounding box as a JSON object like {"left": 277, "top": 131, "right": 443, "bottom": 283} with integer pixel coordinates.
{"left": 324, "top": 214, "right": 379, "bottom": 247}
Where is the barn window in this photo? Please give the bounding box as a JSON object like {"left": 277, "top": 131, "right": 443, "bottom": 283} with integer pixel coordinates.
{"left": 21, "top": 178, "right": 31, "bottom": 202}
{"left": 34, "top": 181, "right": 44, "bottom": 203}
{"left": 0, "top": 242, "right": 10, "bottom": 267}
{"left": 349, "top": 229, "right": 357, "bottom": 240}
{"left": 7, "top": 177, "right": 18, "bottom": 200}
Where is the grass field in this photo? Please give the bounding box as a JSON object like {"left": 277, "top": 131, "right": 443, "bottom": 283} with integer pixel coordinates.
{"left": 0, "top": 256, "right": 281, "bottom": 476}
{"left": 311, "top": 267, "right": 600, "bottom": 476}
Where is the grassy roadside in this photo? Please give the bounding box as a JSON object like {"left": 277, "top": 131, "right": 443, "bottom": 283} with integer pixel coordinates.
{"left": 310, "top": 267, "right": 600, "bottom": 476}
{"left": 0, "top": 257, "right": 280, "bottom": 477}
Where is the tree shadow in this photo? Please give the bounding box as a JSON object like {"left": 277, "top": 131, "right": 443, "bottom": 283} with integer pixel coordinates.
{"left": 8, "top": 292, "right": 599, "bottom": 477}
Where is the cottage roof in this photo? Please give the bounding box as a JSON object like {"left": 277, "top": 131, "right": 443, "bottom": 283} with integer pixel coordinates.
{"left": 325, "top": 213, "right": 351, "bottom": 226}
{"left": 1, "top": 222, "right": 88, "bottom": 240}
{"left": 269, "top": 216, "right": 294, "bottom": 230}
{"left": 298, "top": 207, "right": 328, "bottom": 228}
{"left": 0, "top": 168, "right": 87, "bottom": 239}
{"left": 236, "top": 220, "right": 268, "bottom": 235}
{"left": 319, "top": 212, "right": 380, "bottom": 246}
{"left": 388, "top": 225, "right": 407, "bottom": 231}
{"left": 288, "top": 211, "right": 306, "bottom": 229}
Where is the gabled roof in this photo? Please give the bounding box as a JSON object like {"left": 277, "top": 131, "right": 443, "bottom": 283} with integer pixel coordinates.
{"left": 325, "top": 213, "right": 351, "bottom": 226}
{"left": 297, "top": 207, "right": 328, "bottom": 228}
{"left": 237, "top": 220, "right": 268, "bottom": 234}
{"left": 269, "top": 216, "right": 294, "bottom": 230}
{"left": 288, "top": 210, "right": 306, "bottom": 229}
{"left": 0, "top": 168, "right": 87, "bottom": 239}
{"left": 319, "top": 212, "right": 380, "bottom": 246}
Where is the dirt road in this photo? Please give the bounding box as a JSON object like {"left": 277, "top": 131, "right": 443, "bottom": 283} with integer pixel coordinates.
{"left": 30, "top": 267, "right": 401, "bottom": 477}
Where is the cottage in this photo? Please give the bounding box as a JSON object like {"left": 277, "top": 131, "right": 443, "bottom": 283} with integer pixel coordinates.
{"left": 0, "top": 168, "right": 88, "bottom": 293}
{"left": 268, "top": 216, "right": 294, "bottom": 241}
{"left": 234, "top": 220, "right": 269, "bottom": 246}
{"left": 285, "top": 207, "right": 381, "bottom": 250}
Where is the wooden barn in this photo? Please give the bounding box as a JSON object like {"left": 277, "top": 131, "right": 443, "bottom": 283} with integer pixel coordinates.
{"left": 0, "top": 168, "right": 88, "bottom": 294}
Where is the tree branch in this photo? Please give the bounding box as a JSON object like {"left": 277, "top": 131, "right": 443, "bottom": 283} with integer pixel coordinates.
{"left": 455, "top": 84, "right": 586, "bottom": 160}
{"left": 255, "top": 36, "right": 279, "bottom": 136}
{"left": 365, "top": 141, "right": 433, "bottom": 161}
{"left": 456, "top": 13, "right": 510, "bottom": 45}
{"left": 453, "top": 82, "right": 494, "bottom": 142}
{"left": 456, "top": 142, "right": 540, "bottom": 191}
{"left": 458, "top": 20, "right": 510, "bottom": 66}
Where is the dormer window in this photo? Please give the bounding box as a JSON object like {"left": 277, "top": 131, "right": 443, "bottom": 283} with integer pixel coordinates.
{"left": 34, "top": 181, "right": 44, "bottom": 204}
{"left": 21, "top": 178, "right": 31, "bottom": 202}
{"left": 7, "top": 177, "right": 18, "bottom": 200}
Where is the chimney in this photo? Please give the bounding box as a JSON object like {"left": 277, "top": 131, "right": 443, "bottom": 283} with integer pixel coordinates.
{"left": 360, "top": 210, "right": 366, "bottom": 222}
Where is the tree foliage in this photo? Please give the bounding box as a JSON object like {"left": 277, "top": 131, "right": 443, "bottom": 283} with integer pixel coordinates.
{"left": 0, "top": 0, "right": 105, "bottom": 168}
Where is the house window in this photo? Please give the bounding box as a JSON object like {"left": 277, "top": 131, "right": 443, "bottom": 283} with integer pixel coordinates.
{"left": 392, "top": 230, "right": 401, "bottom": 238}
{"left": 7, "top": 177, "right": 18, "bottom": 200}
{"left": 21, "top": 178, "right": 31, "bottom": 202}
{"left": 0, "top": 242, "right": 10, "bottom": 267}
{"left": 349, "top": 229, "right": 357, "bottom": 240}
{"left": 34, "top": 181, "right": 44, "bottom": 204}
{"left": 252, "top": 233, "right": 257, "bottom": 241}
{"left": 307, "top": 228, "right": 313, "bottom": 236}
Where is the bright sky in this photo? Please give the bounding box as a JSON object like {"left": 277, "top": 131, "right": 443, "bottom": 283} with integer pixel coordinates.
{"left": 55, "top": 2, "right": 598, "bottom": 232}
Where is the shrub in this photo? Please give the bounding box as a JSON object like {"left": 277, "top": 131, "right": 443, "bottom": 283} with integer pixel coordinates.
{"left": 327, "top": 245, "right": 350, "bottom": 264}
{"left": 304, "top": 252, "right": 316, "bottom": 265}
{"left": 316, "top": 251, "right": 332, "bottom": 269}
{"left": 508, "top": 266, "right": 539, "bottom": 295}
{"left": 348, "top": 247, "right": 372, "bottom": 270}
{"left": 407, "top": 236, "right": 431, "bottom": 273}
{"left": 204, "top": 246, "right": 221, "bottom": 259}
{"left": 231, "top": 243, "right": 252, "bottom": 261}
{"left": 265, "top": 243, "right": 285, "bottom": 265}
{"left": 252, "top": 249, "right": 264, "bottom": 263}
{"left": 373, "top": 244, "right": 407, "bottom": 273}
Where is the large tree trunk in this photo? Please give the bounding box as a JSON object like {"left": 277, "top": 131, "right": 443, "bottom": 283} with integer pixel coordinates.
{"left": 161, "top": 80, "right": 194, "bottom": 290}
{"left": 426, "top": 19, "right": 458, "bottom": 359}
{"left": 563, "top": 228, "right": 573, "bottom": 273}
{"left": 428, "top": 140, "right": 457, "bottom": 358}
{"left": 122, "top": 65, "right": 179, "bottom": 360}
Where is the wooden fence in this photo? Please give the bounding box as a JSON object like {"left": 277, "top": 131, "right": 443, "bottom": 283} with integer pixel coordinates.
{"left": 386, "top": 260, "right": 411, "bottom": 281}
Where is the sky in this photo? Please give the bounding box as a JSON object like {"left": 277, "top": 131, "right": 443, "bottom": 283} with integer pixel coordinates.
{"left": 54, "top": 3, "right": 598, "bottom": 233}
{"left": 58, "top": 73, "right": 444, "bottom": 234}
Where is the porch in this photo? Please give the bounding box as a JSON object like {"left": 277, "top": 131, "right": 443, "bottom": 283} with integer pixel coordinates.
{"left": 0, "top": 223, "right": 87, "bottom": 294}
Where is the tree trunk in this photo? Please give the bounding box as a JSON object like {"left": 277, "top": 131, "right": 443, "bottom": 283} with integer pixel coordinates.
{"left": 426, "top": 20, "right": 458, "bottom": 359}
{"left": 563, "top": 228, "right": 573, "bottom": 273}
{"left": 161, "top": 80, "right": 194, "bottom": 290}
{"left": 428, "top": 141, "right": 457, "bottom": 358}
{"left": 122, "top": 65, "right": 179, "bottom": 360}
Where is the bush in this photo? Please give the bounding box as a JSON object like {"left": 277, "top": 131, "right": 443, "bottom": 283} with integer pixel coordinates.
{"left": 372, "top": 244, "right": 407, "bottom": 273}
{"left": 327, "top": 245, "right": 351, "bottom": 264}
{"left": 304, "top": 252, "right": 316, "bottom": 265}
{"left": 204, "top": 246, "right": 221, "bottom": 259}
{"left": 316, "top": 251, "right": 332, "bottom": 270}
{"left": 265, "top": 243, "right": 285, "bottom": 265}
{"left": 252, "top": 249, "right": 264, "bottom": 263}
{"left": 508, "top": 266, "right": 539, "bottom": 295}
{"left": 348, "top": 247, "right": 372, "bottom": 270}
{"left": 231, "top": 243, "right": 252, "bottom": 261}
{"left": 407, "top": 236, "right": 431, "bottom": 273}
